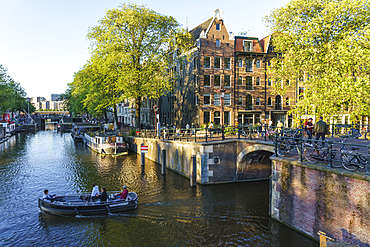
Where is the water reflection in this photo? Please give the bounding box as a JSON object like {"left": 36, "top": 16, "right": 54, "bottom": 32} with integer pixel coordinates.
{"left": 0, "top": 131, "right": 317, "bottom": 246}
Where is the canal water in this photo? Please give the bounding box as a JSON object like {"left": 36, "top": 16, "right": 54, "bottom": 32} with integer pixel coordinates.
{"left": 0, "top": 131, "right": 317, "bottom": 246}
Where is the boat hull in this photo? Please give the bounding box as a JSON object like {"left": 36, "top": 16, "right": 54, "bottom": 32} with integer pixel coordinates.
{"left": 39, "top": 192, "right": 138, "bottom": 216}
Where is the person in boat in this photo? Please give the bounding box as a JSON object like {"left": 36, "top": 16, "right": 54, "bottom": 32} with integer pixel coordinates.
{"left": 89, "top": 183, "right": 100, "bottom": 202}
{"left": 98, "top": 187, "right": 108, "bottom": 202}
{"left": 115, "top": 185, "right": 128, "bottom": 200}
{"left": 43, "top": 189, "right": 57, "bottom": 202}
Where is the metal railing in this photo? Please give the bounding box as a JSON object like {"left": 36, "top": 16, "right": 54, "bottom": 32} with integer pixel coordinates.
{"left": 274, "top": 132, "right": 370, "bottom": 174}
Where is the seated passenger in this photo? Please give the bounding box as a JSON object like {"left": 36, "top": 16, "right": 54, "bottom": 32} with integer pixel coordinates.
{"left": 89, "top": 183, "right": 100, "bottom": 202}
{"left": 98, "top": 187, "right": 108, "bottom": 202}
{"left": 115, "top": 185, "right": 128, "bottom": 200}
{"left": 43, "top": 189, "right": 57, "bottom": 202}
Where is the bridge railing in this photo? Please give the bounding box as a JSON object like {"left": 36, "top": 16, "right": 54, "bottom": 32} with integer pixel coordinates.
{"left": 274, "top": 132, "right": 370, "bottom": 175}
{"left": 134, "top": 125, "right": 300, "bottom": 143}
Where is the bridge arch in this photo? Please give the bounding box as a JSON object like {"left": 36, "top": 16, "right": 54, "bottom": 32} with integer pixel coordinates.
{"left": 236, "top": 144, "right": 274, "bottom": 181}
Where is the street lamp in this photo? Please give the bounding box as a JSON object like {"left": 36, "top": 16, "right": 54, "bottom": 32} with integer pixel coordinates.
{"left": 153, "top": 104, "right": 159, "bottom": 136}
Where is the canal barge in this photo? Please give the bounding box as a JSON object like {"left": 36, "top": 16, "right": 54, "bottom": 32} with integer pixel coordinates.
{"left": 38, "top": 192, "right": 138, "bottom": 216}
{"left": 71, "top": 123, "right": 100, "bottom": 141}
{"left": 83, "top": 132, "right": 127, "bottom": 155}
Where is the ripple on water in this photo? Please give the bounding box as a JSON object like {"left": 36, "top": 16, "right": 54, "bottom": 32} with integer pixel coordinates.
{"left": 0, "top": 131, "right": 317, "bottom": 247}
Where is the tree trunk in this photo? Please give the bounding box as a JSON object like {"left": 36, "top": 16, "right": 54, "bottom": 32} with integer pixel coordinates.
{"left": 113, "top": 105, "right": 118, "bottom": 129}
{"left": 135, "top": 97, "right": 141, "bottom": 129}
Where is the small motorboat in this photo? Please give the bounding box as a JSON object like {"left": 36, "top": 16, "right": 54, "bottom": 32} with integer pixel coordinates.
{"left": 38, "top": 191, "right": 138, "bottom": 216}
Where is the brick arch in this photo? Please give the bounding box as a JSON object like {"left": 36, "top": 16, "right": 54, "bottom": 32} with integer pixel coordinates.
{"left": 236, "top": 144, "right": 274, "bottom": 167}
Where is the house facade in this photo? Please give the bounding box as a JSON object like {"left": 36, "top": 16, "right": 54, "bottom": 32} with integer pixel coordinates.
{"left": 159, "top": 9, "right": 296, "bottom": 128}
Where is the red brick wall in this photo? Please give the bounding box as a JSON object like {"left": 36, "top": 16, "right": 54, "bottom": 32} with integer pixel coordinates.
{"left": 270, "top": 157, "right": 370, "bottom": 246}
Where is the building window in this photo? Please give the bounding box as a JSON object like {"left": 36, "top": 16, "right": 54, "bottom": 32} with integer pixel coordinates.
{"left": 286, "top": 79, "right": 290, "bottom": 86}
{"left": 214, "top": 111, "right": 221, "bottom": 125}
{"left": 268, "top": 97, "right": 272, "bottom": 106}
{"left": 238, "top": 96, "right": 243, "bottom": 105}
{"left": 225, "top": 75, "right": 231, "bottom": 87}
{"left": 256, "top": 59, "right": 260, "bottom": 68}
{"left": 195, "top": 94, "right": 199, "bottom": 105}
{"left": 216, "top": 23, "right": 221, "bottom": 31}
{"left": 238, "top": 76, "right": 243, "bottom": 85}
{"left": 256, "top": 97, "right": 260, "bottom": 105}
{"left": 214, "top": 75, "right": 221, "bottom": 87}
{"left": 195, "top": 75, "right": 199, "bottom": 87}
{"left": 256, "top": 77, "right": 260, "bottom": 86}
{"left": 216, "top": 39, "right": 221, "bottom": 47}
{"left": 204, "top": 111, "right": 210, "bottom": 124}
{"left": 214, "top": 93, "right": 221, "bottom": 106}
{"left": 246, "top": 95, "right": 253, "bottom": 110}
{"left": 275, "top": 95, "right": 282, "bottom": 110}
{"left": 204, "top": 94, "right": 211, "bottom": 105}
{"left": 204, "top": 56, "right": 211, "bottom": 69}
{"left": 224, "top": 58, "right": 231, "bottom": 69}
{"left": 268, "top": 78, "right": 272, "bottom": 86}
{"left": 243, "top": 41, "right": 253, "bottom": 52}
{"left": 224, "top": 111, "right": 230, "bottom": 126}
{"left": 286, "top": 97, "right": 290, "bottom": 106}
{"left": 246, "top": 76, "right": 253, "bottom": 90}
{"left": 245, "top": 59, "right": 253, "bottom": 72}
{"left": 238, "top": 59, "right": 243, "bottom": 67}
{"left": 224, "top": 93, "right": 231, "bottom": 105}
{"left": 204, "top": 75, "right": 211, "bottom": 87}
{"left": 214, "top": 57, "right": 221, "bottom": 69}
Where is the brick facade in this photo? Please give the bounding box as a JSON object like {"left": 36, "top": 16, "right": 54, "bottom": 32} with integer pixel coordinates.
{"left": 159, "top": 9, "right": 297, "bottom": 129}
{"left": 270, "top": 156, "right": 370, "bottom": 245}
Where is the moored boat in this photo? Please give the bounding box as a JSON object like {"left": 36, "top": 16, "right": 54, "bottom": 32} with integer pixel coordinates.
{"left": 71, "top": 123, "right": 100, "bottom": 141}
{"left": 38, "top": 191, "right": 138, "bottom": 216}
{"left": 83, "top": 132, "right": 128, "bottom": 155}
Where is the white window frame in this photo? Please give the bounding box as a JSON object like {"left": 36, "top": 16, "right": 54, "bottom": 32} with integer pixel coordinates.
{"left": 216, "top": 23, "right": 221, "bottom": 31}
{"left": 204, "top": 56, "right": 211, "bottom": 69}
{"left": 214, "top": 75, "right": 221, "bottom": 87}
{"left": 224, "top": 75, "right": 231, "bottom": 87}
{"left": 224, "top": 93, "right": 231, "bottom": 106}
{"left": 214, "top": 93, "right": 221, "bottom": 106}
{"left": 214, "top": 57, "right": 221, "bottom": 69}
{"left": 204, "top": 75, "right": 211, "bottom": 87}
{"left": 216, "top": 39, "right": 221, "bottom": 47}
{"left": 243, "top": 40, "right": 253, "bottom": 52}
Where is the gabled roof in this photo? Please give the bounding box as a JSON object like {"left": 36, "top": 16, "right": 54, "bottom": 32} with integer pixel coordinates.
{"left": 190, "top": 17, "right": 213, "bottom": 40}
{"left": 259, "top": 35, "right": 271, "bottom": 53}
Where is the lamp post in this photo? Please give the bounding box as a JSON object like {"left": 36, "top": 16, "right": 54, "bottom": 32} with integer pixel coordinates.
{"left": 153, "top": 104, "right": 159, "bottom": 137}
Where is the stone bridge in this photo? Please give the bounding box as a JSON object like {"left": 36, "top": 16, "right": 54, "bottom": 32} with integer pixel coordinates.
{"left": 124, "top": 137, "right": 275, "bottom": 184}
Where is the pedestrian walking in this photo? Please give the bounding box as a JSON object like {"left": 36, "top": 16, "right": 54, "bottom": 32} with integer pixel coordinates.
{"left": 305, "top": 118, "right": 314, "bottom": 143}
{"left": 314, "top": 116, "right": 329, "bottom": 143}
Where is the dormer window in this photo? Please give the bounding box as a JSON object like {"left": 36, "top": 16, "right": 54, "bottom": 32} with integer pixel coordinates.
{"left": 216, "top": 23, "right": 221, "bottom": 31}
{"left": 243, "top": 41, "right": 253, "bottom": 52}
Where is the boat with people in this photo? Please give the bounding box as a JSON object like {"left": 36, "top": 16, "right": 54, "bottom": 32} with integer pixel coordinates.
{"left": 83, "top": 131, "right": 128, "bottom": 155}
{"left": 71, "top": 122, "right": 100, "bottom": 141}
{"left": 38, "top": 191, "right": 138, "bottom": 216}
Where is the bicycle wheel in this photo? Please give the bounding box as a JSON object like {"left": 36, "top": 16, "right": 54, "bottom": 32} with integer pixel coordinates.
{"left": 303, "top": 147, "right": 318, "bottom": 163}
{"left": 365, "top": 132, "right": 370, "bottom": 140}
{"left": 341, "top": 153, "right": 359, "bottom": 171}
{"left": 277, "top": 141, "right": 289, "bottom": 156}
{"left": 357, "top": 154, "right": 368, "bottom": 170}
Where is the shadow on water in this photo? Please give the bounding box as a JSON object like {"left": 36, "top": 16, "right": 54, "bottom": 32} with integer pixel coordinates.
{"left": 0, "top": 131, "right": 317, "bottom": 246}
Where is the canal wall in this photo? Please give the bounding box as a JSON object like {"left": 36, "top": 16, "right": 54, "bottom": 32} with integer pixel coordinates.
{"left": 124, "top": 137, "right": 274, "bottom": 184}
{"left": 270, "top": 156, "right": 370, "bottom": 245}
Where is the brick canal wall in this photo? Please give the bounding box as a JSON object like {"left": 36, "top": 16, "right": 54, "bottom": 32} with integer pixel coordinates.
{"left": 124, "top": 137, "right": 274, "bottom": 184}
{"left": 270, "top": 156, "right": 370, "bottom": 245}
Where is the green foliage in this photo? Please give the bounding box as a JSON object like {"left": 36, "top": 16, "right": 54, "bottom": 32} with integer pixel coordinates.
{"left": 264, "top": 0, "right": 370, "bottom": 120}
{"left": 0, "top": 64, "right": 29, "bottom": 114}
{"left": 129, "top": 129, "right": 136, "bottom": 136}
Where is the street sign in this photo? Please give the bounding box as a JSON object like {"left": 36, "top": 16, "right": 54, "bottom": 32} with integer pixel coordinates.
{"left": 141, "top": 145, "right": 148, "bottom": 153}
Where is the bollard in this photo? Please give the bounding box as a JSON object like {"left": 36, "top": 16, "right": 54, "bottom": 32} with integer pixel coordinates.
{"left": 205, "top": 127, "right": 208, "bottom": 142}
{"left": 238, "top": 125, "right": 240, "bottom": 139}
{"left": 222, "top": 125, "right": 225, "bottom": 141}
{"left": 161, "top": 149, "right": 166, "bottom": 175}
{"left": 190, "top": 155, "right": 196, "bottom": 186}
{"left": 141, "top": 152, "right": 145, "bottom": 167}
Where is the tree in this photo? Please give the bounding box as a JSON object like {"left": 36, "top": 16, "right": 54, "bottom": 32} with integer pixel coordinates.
{"left": 264, "top": 0, "right": 370, "bottom": 121}
{"left": 87, "top": 4, "right": 183, "bottom": 128}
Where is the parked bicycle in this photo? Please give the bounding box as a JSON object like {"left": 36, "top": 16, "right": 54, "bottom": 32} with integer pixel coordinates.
{"left": 303, "top": 141, "right": 337, "bottom": 165}
{"left": 340, "top": 143, "right": 368, "bottom": 171}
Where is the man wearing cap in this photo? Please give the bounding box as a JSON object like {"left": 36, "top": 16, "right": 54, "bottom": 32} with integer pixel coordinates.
{"left": 115, "top": 185, "right": 128, "bottom": 200}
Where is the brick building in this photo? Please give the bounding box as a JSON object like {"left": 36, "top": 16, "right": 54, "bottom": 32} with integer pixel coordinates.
{"left": 160, "top": 9, "right": 296, "bottom": 128}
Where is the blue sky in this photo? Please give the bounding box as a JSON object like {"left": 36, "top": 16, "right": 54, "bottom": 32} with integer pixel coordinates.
{"left": 0, "top": 0, "right": 290, "bottom": 98}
